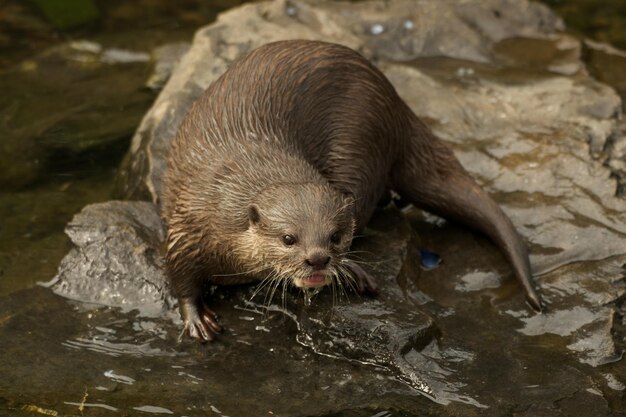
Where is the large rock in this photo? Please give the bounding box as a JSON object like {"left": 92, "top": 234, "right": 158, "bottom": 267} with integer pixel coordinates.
{"left": 49, "top": 198, "right": 450, "bottom": 399}
{"left": 116, "top": 0, "right": 565, "bottom": 202}
{"left": 113, "top": 0, "right": 626, "bottom": 368}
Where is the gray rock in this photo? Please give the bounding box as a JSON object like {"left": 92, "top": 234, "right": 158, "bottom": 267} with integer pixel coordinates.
{"left": 46, "top": 201, "right": 174, "bottom": 317}
{"left": 606, "top": 120, "right": 626, "bottom": 197}
{"left": 117, "top": 0, "right": 565, "bottom": 202}
{"left": 49, "top": 197, "right": 445, "bottom": 398}
{"left": 277, "top": 210, "right": 443, "bottom": 399}
{"left": 146, "top": 42, "right": 191, "bottom": 91}
{"left": 383, "top": 61, "right": 625, "bottom": 275}
{"left": 580, "top": 40, "right": 626, "bottom": 196}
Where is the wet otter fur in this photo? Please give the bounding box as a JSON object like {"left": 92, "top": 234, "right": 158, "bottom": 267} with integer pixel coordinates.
{"left": 163, "top": 40, "right": 542, "bottom": 342}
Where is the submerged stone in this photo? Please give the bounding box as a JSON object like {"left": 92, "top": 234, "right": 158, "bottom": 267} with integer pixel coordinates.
{"left": 0, "top": 41, "right": 156, "bottom": 189}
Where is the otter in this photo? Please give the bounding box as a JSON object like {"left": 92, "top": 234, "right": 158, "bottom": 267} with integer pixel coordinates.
{"left": 163, "top": 40, "right": 542, "bottom": 342}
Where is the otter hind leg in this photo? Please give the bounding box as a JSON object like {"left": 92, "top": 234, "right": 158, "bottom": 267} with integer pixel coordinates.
{"left": 392, "top": 133, "right": 543, "bottom": 311}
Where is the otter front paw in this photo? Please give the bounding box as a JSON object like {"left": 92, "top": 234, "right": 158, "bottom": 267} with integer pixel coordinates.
{"left": 342, "top": 259, "right": 379, "bottom": 295}
{"left": 179, "top": 298, "right": 223, "bottom": 342}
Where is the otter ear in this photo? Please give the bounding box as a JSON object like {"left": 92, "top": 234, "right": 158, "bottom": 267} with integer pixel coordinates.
{"left": 248, "top": 204, "right": 261, "bottom": 225}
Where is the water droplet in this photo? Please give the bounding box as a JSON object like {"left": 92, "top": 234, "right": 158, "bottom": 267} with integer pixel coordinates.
{"left": 303, "top": 287, "right": 321, "bottom": 307}
{"left": 285, "top": 4, "right": 297, "bottom": 16}
{"left": 370, "top": 23, "right": 385, "bottom": 35}
{"left": 456, "top": 67, "right": 475, "bottom": 77}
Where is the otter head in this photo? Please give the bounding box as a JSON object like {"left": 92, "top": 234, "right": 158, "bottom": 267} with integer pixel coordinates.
{"left": 245, "top": 182, "right": 355, "bottom": 290}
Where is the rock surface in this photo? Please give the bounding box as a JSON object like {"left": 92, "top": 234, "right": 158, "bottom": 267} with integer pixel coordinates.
{"left": 46, "top": 201, "right": 174, "bottom": 317}
{"left": 27, "top": 0, "right": 626, "bottom": 415}
{"left": 116, "top": 0, "right": 565, "bottom": 202}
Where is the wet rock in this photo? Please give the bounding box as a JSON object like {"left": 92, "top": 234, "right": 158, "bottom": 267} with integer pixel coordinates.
{"left": 50, "top": 198, "right": 448, "bottom": 399}
{"left": 146, "top": 42, "right": 191, "bottom": 91}
{"left": 276, "top": 211, "right": 443, "bottom": 398}
{"left": 581, "top": 40, "right": 626, "bottom": 196}
{"left": 492, "top": 34, "right": 583, "bottom": 75}
{"left": 546, "top": 1, "right": 626, "bottom": 52}
{"left": 585, "top": 40, "right": 626, "bottom": 108}
{"left": 606, "top": 120, "right": 626, "bottom": 198}
{"left": 47, "top": 201, "right": 174, "bottom": 317}
{"left": 567, "top": 312, "right": 621, "bottom": 367}
{"left": 383, "top": 61, "right": 625, "bottom": 275}
{"left": 293, "top": 298, "right": 469, "bottom": 403}
{"left": 118, "top": 0, "right": 565, "bottom": 202}
{"left": 0, "top": 1, "right": 54, "bottom": 68}
{"left": 0, "top": 173, "right": 115, "bottom": 298}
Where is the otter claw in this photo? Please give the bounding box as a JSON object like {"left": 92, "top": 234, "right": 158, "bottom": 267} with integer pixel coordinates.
{"left": 179, "top": 298, "right": 222, "bottom": 343}
{"left": 201, "top": 305, "right": 223, "bottom": 334}
{"left": 182, "top": 315, "right": 216, "bottom": 342}
{"left": 342, "top": 259, "right": 379, "bottom": 295}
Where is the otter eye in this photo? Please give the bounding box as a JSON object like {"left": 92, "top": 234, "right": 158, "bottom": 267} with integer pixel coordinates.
{"left": 330, "top": 231, "right": 341, "bottom": 244}
{"left": 282, "top": 235, "right": 296, "bottom": 246}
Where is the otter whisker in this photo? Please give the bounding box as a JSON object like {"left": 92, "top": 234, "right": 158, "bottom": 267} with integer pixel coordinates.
{"left": 332, "top": 266, "right": 349, "bottom": 300}
{"left": 337, "top": 251, "right": 378, "bottom": 262}
{"left": 250, "top": 280, "right": 271, "bottom": 303}
{"left": 332, "top": 272, "right": 345, "bottom": 302}
{"left": 338, "top": 250, "right": 373, "bottom": 255}
{"left": 281, "top": 275, "right": 289, "bottom": 309}
{"left": 258, "top": 280, "right": 280, "bottom": 317}
{"left": 337, "top": 263, "right": 361, "bottom": 297}
{"left": 260, "top": 272, "right": 280, "bottom": 301}
{"left": 330, "top": 265, "right": 348, "bottom": 302}
{"left": 213, "top": 266, "right": 266, "bottom": 278}
{"left": 341, "top": 258, "right": 388, "bottom": 267}
{"left": 249, "top": 270, "right": 278, "bottom": 302}
{"left": 338, "top": 249, "right": 388, "bottom": 260}
{"left": 337, "top": 272, "right": 351, "bottom": 301}
{"left": 264, "top": 274, "right": 284, "bottom": 309}
{"left": 330, "top": 269, "right": 338, "bottom": 308}
{"left": 339, "top": 251, "right": 394, "bottom": 267}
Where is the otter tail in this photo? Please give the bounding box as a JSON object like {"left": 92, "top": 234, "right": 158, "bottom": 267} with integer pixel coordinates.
{"left": 393, "top": 119, "right": 542, "bottom": 311}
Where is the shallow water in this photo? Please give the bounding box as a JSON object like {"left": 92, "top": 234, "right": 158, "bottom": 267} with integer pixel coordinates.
{"left": 1, "top": 1, "right": 626, "bottom": 416}
{"left": 0, "top": 0, "right": 247, "bottom": 295}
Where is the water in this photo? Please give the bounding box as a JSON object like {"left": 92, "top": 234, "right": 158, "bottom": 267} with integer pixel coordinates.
{"left": 543, "top": 0, "right": 626, "bottom": 50}
{"left": 0, "top": 0, "right": 244, "bottom": 296}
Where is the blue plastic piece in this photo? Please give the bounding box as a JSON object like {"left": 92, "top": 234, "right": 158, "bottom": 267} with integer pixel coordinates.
{"left": 418, "top": 248, "right": 441, "bottom": 270}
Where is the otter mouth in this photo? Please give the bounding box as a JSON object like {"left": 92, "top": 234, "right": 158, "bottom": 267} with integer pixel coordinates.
{"left": 297, "top": 273, "right": 329, "bottom": 288}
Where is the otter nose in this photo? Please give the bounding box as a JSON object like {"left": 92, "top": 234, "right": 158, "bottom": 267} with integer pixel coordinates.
{"left": 305, "top": 255, "right": 330, "bottom": 270}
